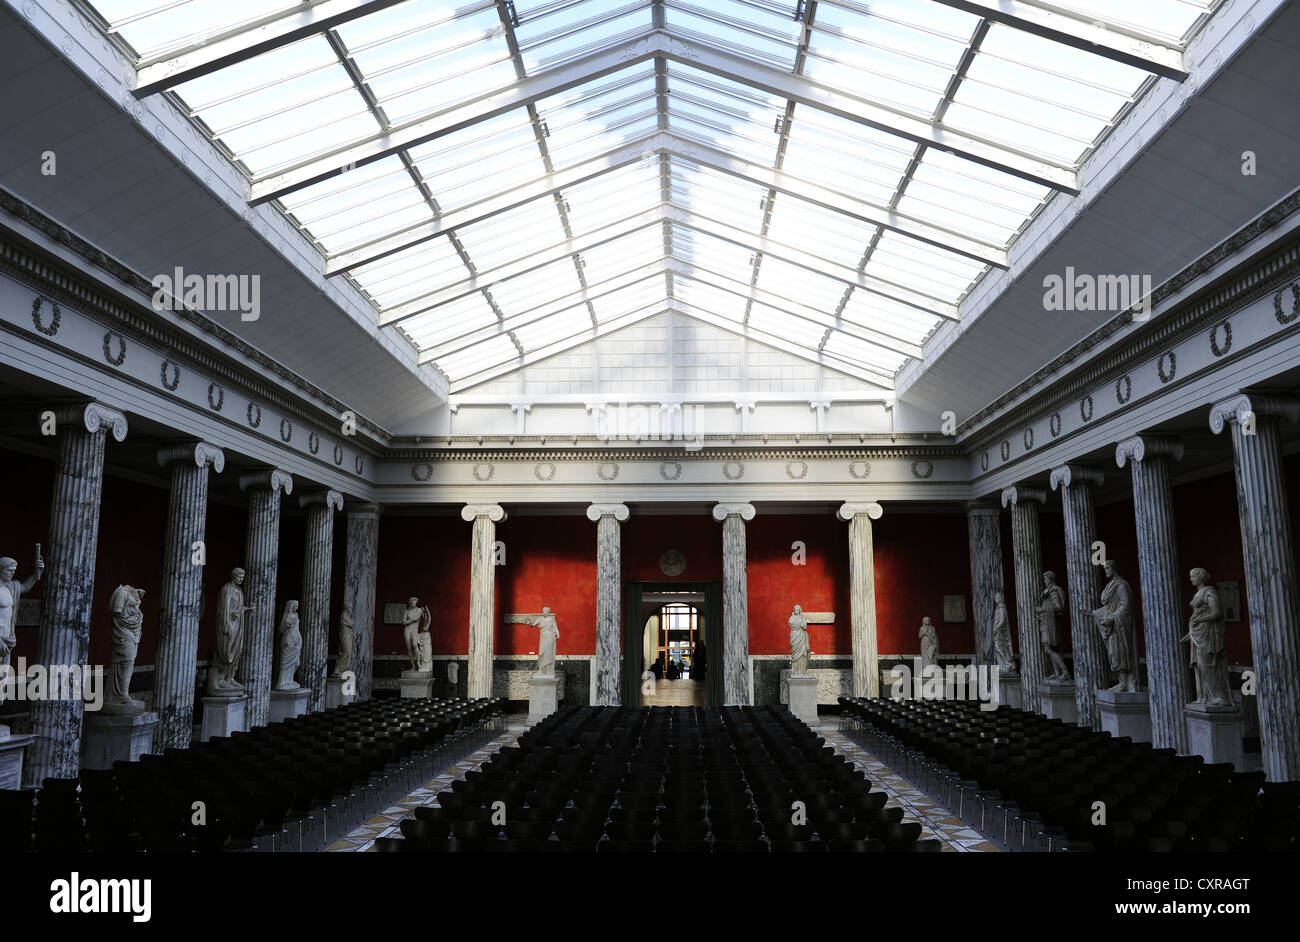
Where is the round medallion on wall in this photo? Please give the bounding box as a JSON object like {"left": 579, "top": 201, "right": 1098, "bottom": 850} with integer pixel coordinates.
{"left": 1210, "top": 320, "right": 1232, "bottom": 357}
{"left": 411, "top": 463, "right": 433, "bottom": 482}
{"left": 534, "top": 462, "right": 557, "bottom": 481}
{"left": 473, "top": 463, "right": 495, "bottom": 482}
{"left": 659, "top": 549, "right": 686, "bottom": 577}
{"left": 1023, "top": 428, "right": 1034, "bottom": 451}
{"left": 722, "top": 461, "right": 744, "bottom": 480}
{"left": 207, "top": 383, "right": 224, "bottom": 412}
{"left": 1049, "top": 412, "right": 1062, "bottom": 438}
{"left": 333, "top": 444, "right": 344, "bottom": 466}
{"left": 785, "top": 460, "right": 808, "bottom": 480}
{"left": 31, "top": 297, "right": 60, "bottom": 335}
{"left": 1273, "top": 283, "right": 1299, "bottom": 325}
{"left": 1115, "top": 374, "right": 1132, "bottom": 404}
{"left": 1080, "top": 395, "right": 1094, "bottom": 422}
{"left": 103, "top": 331, "right": 126, "bottom": 366}
{"left": 659, "top": 461, "right": 682, "bottom": 481}
{"left": 279, "top": 418, "right": 293, "bottom": 443}
{"left": 597, "top": 462, "right": 619, "bottom": 481}
{"left": 980, "top": 452, "right": 989, "bottom": 472}
{"left": 848, "top": 461, "right": 871, "bottom": 480}
{"left": 999, "top": 440, "right": 1010, "bottom": 461}
{"left": 1157, "top": 351, "right": 1176, "bottom": 384}
{"left": 308, "top": 432, "right": 320, "bottom": 455}
{"left": 160, "top": 360, "right": 181, "bottom": 391}
{"left": 247, "top": 402, "right": 262, "bottom": 428}
{"left": 911, "top": 459, "right": 934, "bottom": 479}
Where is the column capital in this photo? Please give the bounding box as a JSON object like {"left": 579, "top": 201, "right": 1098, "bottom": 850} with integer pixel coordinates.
{"left": 56, "top": 401, "right": 128, "bottom": 441}
{"left": 299, "top": 489, "right": 344, "bottom": 511}
{"left": 157, "top": 441, "right": 224, "bottom": 472}
{"left": 1049, "top": 463, "right": 1104, "bottom": 491}
{"left": 1209, "top": 392, "right": 1300, "bottom": 434}
{"left": 837, "top": 501, "right": 882, "bottom": 522}
{"left": 1000, "top": 485, "right": 1046, "bottom": 508}
{"left": 238, "top": 468, "right": 293, "bottom": 495}
{"left": 462, "top": 503, "right": 507, "bottom": 523}
{"left": 733, "top": 401, "right": 756, "bottom": 412}
{"left": 345, "top": 501, "right": 382, "bottom": 518}
{"left": 584, "top": 401, "right": 607, "bottom": 415}
{"left": 586, "top": 503, "right": 630, "bottom": 522}
{"left": 659, "top": 402, "right": 682, "bottom": 414}
{"left": 509, "top": 402, "right": 532, "bottom": 414}
{"left": 1116, "top": 434, "right": 1184, "bottom": 468}
{"left": 963, "top": 499, "right": 1001, "bottom": 516}
{"left": 712, "top": 502, "right": 755, "bottom": 522}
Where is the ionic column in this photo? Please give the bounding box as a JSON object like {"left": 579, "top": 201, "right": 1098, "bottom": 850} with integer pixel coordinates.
{"left": 965, "top": 501, "right": 1005, "bottom": 667}
{"left": 462, "top": 503, "right": 507, "bottom": 699}
{"left": 712, "top": 503, "right": 755, "bottom": 705}
{"left": 343, "top": 503, "right": 381, "bottom": 701}
{"left": 1050, "top": 463, "right": 1108, "bottom": 728}
{"left": 27, "top": 402, "right": 128, "bottom": 784}
{"left": 238, "top": 469, "right": 293, "bottom": 728}
{"left": 154, "top": 442, "right": 224, "bottom": 750}
{"left": 837, "top": 502, "right": 883, "bottom": 698}
{"left": 587, "top": 503, "right": 629, "bottom": 705}
{"left": 1002, "top": 486, "right": 1047, "bottom": 709}
{"left": 1210, "top": 393, "right": 1300, "bottom": 781}
{"left": 1116, "top": 435, "right": 1190, "bottom": 752}
{"left": 299, "top": 489, "right": 343, "bottom": 712}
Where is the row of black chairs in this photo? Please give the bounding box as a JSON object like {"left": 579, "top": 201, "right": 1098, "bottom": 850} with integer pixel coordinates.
{"left": 377, "top": 705, "right": 938, "bottom": 852}
{"left": 840, "top": 696, "right": 1298, "bottom": 852}
{"left": 0, "top": 696, "right": 503, "bottom": 853}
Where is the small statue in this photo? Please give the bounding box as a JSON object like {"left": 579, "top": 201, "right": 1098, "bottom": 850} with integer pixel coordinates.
{"left": 274, "top": 600, "right": 302, "bottom": 691}
{"left": 991, "top": 590, "right": 1017, "bottom": 674}
{"left": 0, "top": 548, "right": 44, "bottom": 667}
{"left": 1037, "top": 571, "right": 1070, "bottom": 684}
{"left": 789, "top": 605, "right": 811, "bottom": 675}
{"left": 1182, "top": 568, "right": 1232, "bottom": 707}
{"left": 506, "top": 608, "right": 560, "bottom": 676}
{"left": 401, "top": 598, "right": 431, "bottom": 672}
{"left": 919, "top": 617, "right": 939, "bottom": 670}
{"left": 208, "top": 567, "right": 253, "bottom": 695}
{"left": 447, "top": 660, "right": 459, "bottom": 691}
{"left": 104, "top": 584, "right": 146, "bottom": 714}
{"left": 1090, "top": 560, "right": 1137, "bottom": 692}
{"left": 332, "top": 602, "right": 356, "bottom": 677}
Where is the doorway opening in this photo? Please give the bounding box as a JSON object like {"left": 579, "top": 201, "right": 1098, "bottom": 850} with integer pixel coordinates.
{"left": 622, "top": 581, "right": 722, "bottom": 707}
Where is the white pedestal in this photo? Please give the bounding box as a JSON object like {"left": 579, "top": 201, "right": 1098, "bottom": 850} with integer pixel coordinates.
{"left": 1039, "top": 683, "right": 1078, "bottom": 723}
{"left": 1096, "top": 688, "right": 1152, "bottom": 743}
{"left": 997, "top": 673, "right": 1023, "bottom": 710}
{"left": 200, "top": 694, "right": 247, "bottom": 742}
{"left": 1185, "top": 703, "right": 1245, "bottom": 769}
{"left": 269, "top": 687, "right": 311, "bottom": 723}
{"left": 400, "top": 670, "right": 435, "bottom": 699}
{"left": 81, "top": 712, "right": 158, "bottom": 770}
{"left": 326, "top": 676, "right": 355, "bottom": 709}
{"left": 527, "top": 674, "right": 559, "bottom": 726}
{"left": 787, "top": 674, "right": 819, "bottom": 728}
{"left": 0, "top": 732, "right": 35, "bottom": 789}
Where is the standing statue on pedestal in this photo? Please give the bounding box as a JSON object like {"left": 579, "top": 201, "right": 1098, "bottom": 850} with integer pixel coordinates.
{"left": 401, "top": 598, "right": 431, "bottom": 672}
{"left": 1183, "top": 568, "right": 1232, "bottom": 707}
{"left": 789, "top": 606, "right": 811, "bottom": 675}
{"left": 0, "top": 549, "right": 44, "bottom": 668}
{"left": 991, "top": 591, "right": 1017, "bottom": 674}
{"left": 918, "top": 617, "right": 939, "bottom": 670}
{"left": 505, "top": 608, "right": 560, "bottom": 676}
{"left": 274, "top": 600, "right": 302, "bottom": 691}
{"left": 104, "top": 584, "right": 146, "bottom": 713}
{"left": 332, "top": 602, "right": 356, "bottom": 677}
{"left": 208, "top": 567, "right": 253, "bottom": 695}
{"left": 1089, "top": 560, "right": 1138, "bottom": 692}
{"left": 1037, "top": 571, "right": 1070, "bottom": 684}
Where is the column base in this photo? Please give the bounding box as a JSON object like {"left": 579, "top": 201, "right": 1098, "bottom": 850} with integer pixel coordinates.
{"left": 528, "top": 674, "right": 560, "bottom": 726}
{"left": 326, "top": 676, "right": 356, "bottom": 710}
{"left": 81, "top": 712, "right": 158, "bottom": 770}
{"left": 1039, "top": 682, "right": 1078, "bottom": 723}
{"left": 1185, "top": 702, "right": 1245, "bottom": 769}
{"left": 200, "top": 694, "right": 247, "bottom": 742}
{"left": 997, "top": 673, "right": 1023, "bottom": 710}
{"left": 0, "top": 732, "right": 36, "bottom": 789}
{"left": 269, "top": 687, "right": 311, "bottom": 723}
{"left": 400, "top": 670, "right": 435, "bottom": 699}
{"left": 786, "top": 674, "right": 819, "bottom": 728}
{"left": 1096, "top": 688, "right": 1152, "bottom": 743}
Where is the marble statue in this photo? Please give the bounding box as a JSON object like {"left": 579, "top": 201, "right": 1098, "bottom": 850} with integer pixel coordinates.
{"left": 991, "top": 590, "right": 1017, "bottom": 674}
{"left": 789, "top": 606, "right": 811, "bottom": 675}
{"left": 332, "top": 603, "right": 355, "bottom": 677}
{"left": 447, "top": 660, "right": 459, "bottom": 689}
{"left": 919, "top": 617, "right": 939, "bottom": 670}
{"left": 274, "top": 600, "right": 302, "bottom": 691}
{"left": 104, "top": 584, "right": 146, "bottom": 713}
{"left": 1090, "top": 560, "right": 1137, "bottom": 692}
{"left": 1183, "top": 568, "right": 1232, "bottom": 707}
{"left": 207, "top": 567, "right": 252, "bottom": 695}
{"left": 0, "top": 548, "right": 44, "bottom": 667}
{"left": 506, "top": 608, "right": 560, "bottom": 675}
{"left": 1037, "top": 571, "right": 1070, "bottom": 683}
{"left": 401, "top": 598, "right": 431, "bottom": 672}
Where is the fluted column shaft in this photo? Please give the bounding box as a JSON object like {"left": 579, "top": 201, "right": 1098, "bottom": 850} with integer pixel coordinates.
{"left": 1003, "top": 487, "right": 1046, "bottom": 708}
{"left": 28, "top": 403, "right": 127, "bottom": 784}
{"left": 713, "top": 503, "right": 755, "bottom": 706}
{"left": 239, "top": 470, "right": 292, "bottom": 728}
{"left": 300, "top": 491, "right": 342, "bottom": 712}
{"left": 1118, "top": 437, "right": 1190, "bottom": 752}
{"left": 838, "top": 502, "right": 883, "bottom": 698}
{"left": 589, "top": 504, "right": 629, "bottom": 706}
{"left": 966, "top": 503, "right": 1004, "bottom": 667}
{"left": 1211, "top": 394, "right": 1300, "bottom": 781}
{"left": 343, "top": 504, "right": 380, "bottom": 700}
{"left": 1052, "top": 464, "right": 1108, "bottom": 728}
{"left": 154, "top": 443, "right": 224, "bottom": 749}
{"left": 463, "top": 504, "right": 506, "bottom": 699}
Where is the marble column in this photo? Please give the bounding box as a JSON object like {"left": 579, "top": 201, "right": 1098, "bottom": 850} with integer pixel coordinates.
{"left": 343, "top": 503, "right": 381, "bottom": 701}
{"left": 462, "top": 504, "right": 507, "bottom": 699}
{"left": 712, "top": 503, "right": 755, "bottom": 706}
{"left": 27, "top": 402, "right": 128, "bottom": 784}
{"left": 1001, "top": 486, "right": 1047, "bottom": 709}
{"left": 587, "top": 503, "right": 629, "bottom": 705}
{"left": 837, "top": 502, "right": 883, "bottom": 699}
{"left": 965, "top": 501, "right": 1004, "bottom": 666}
{"left": 1116, "top": 435, "right": 1190, "bottom": 752}
{"left": 238, "top": 469, "right": 293, "bottom": 728}
{"left": 1050, "top": 463, "right": 1108, "bottom": 728}
{"left": 299, "top": 489, "right": 343, "bottom": 712}
{"left": 1210, "top": 393, "right": 1300, "bottom": 781}
{"left": 153, "top": 442, "right": 224, "bottom": 750}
